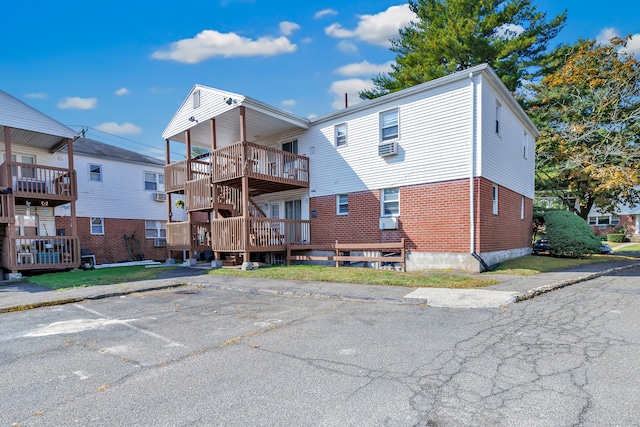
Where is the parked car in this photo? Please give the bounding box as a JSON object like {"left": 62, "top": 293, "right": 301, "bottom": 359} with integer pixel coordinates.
{"left": 532, "top": 238, "right": 550, "bottom": 255}
{"left": 601, "top": 243, "right": 612, "bottom": 254}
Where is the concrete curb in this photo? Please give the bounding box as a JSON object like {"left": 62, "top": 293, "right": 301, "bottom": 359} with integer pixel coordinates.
{"left": 514, "top": 262, "right": 640, "bottom": 302}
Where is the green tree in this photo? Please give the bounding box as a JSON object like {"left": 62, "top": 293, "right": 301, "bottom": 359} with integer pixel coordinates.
{"left": 528, "top": 37, "right": 640, "bottom": 219}
{"left": 360, "top": 0, "right": 566, "bottom": 98}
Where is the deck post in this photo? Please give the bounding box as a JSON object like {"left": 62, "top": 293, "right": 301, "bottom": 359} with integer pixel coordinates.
{"left": 335, "top": 240, "right": 339, "bottom": 268}
{"left": 401, "top": 238, "right": 406, "bottom": 272}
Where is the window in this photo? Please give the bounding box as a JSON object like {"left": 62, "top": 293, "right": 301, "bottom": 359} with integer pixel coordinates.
{"left": 145, "top": 220, "right": 167, "bottom": 246}
{"left": 193, "top": 90, "right": 200, "bottom": 108}
{"left": 589, "top": 215, "right": 619, "bottom": 226}
{"left": 282, "top": 140, "right": 298, "bottom": 154}
{"left": 337, "top": 194, "right": 348, "bottom": 215}
{"left": 91, "top": 218, "right": 104, "bottom": 235}
{"left": 495, "top": 102, "right": 502, "bottom": 135}
{"left": 145, "top": 172, "right": 165, "bottom": 191}
{"left": 521, "top": 196, "right": 525, "bottom": 220}
{"left": 523, "top": 131, "right": 528, "bottom": 159}
{"left": 492, "top": 185, "right": 499, "bottom": 214}
{"left": 335, "top": 123, "right": 347, "bottom": 147}
{"left": 380, "top": 109, "right": 399, "bottom": 142}
{"left": 15, "top": 214, "right": 38, "bottom": 236}
{"left": 3, "top": 153, "right": 36, "bottom": 178}
{"left": 381, "top": 188, "right": 399, "bottom": 216}
{"left": 89, "top": 164, "right": 102, "bottom": 182}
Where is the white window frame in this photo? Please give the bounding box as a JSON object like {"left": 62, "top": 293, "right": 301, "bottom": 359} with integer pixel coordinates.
{"left": 336, "top": 194, "right": 348, "bottom": 215}
{"left": 496, "top": 102, "right": 502, "bottom": 135}
{"left": 144, "top": 172, "right": 165, "bottom": 191}
{"left": 193, "top": 90, "right": 201, "bottom": 108}
{"left": 521, "top": 196, "right": 525, "bottom": 220}
{"left": 335, "top": 123, "right": 347, "bottom": 147}
{"left": 145, "top": 220, "right": 167, "bottom": 246}
{"left": 381, "top": 188, "right": 400, "bottom": 217}
{"left": 492, "top": 185, "right": 499, "bottom": 215}
{"left": 380, "top": 109, "right": 399, "bottom": 142}
{"left": 589, "top": 215, "right": 619, "bottom": 226}
{"left": 89, "top": 163, "right": 102, "bottom": 182}
{"left": 90, "top": 217, "right": 104, "bottom": 235}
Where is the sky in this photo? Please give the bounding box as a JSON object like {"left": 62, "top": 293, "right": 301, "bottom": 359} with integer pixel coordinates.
{"left": 1, "top": 0, "right": 639, "bottom": 160}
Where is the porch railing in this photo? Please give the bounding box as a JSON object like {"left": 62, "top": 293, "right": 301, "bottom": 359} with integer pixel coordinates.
{"left": 168, "top": 217, "right": 310, "bottom": 252}
{"left": 0, "top": 193, "right": 14, "bottom": 223}
{"left": 0, "top": 162, "right": 76, "bottom": 202}
{"left": 2, "top": 236, "right": 80, "bottom": 271}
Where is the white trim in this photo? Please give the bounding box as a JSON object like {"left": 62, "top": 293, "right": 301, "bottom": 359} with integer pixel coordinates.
{"left": 336, "top": 194, "right": 348, "bottom": 215}
{"left": 380, "top": 108, "right": 399, "bottom": 142}
{"left": 90, "top": 217, "right": 104, "bottom": 235}
{"left": 335, "top": 123, "right": 347, "bottom": 147}
{"left": 492, "top": 184, "right": 499, "bottom": 215}
{"left": 381, "top": 188, "right": 400, "bottom": 217}
{"left": 89, "top": 163, "right": 102, "bottom": 182}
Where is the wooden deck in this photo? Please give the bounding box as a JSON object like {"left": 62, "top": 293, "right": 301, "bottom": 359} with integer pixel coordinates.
{"left": 167, "top": 218, "right": 310, "bottom": 253}
{"left": 0, "top": 162, "right": 77, "bottom": 207}
{"left": 2, "top": 236, "right": 81, "bottom": 271}
{"left": 165, "top": 141, "right": 309, "bottom": 194}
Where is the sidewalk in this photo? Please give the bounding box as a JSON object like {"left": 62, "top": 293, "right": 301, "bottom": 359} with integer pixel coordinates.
{"left": 1, "top": 259, "right": 639, "bottom": 312}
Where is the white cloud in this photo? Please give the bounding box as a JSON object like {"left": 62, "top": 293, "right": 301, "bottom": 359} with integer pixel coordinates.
{"left": 325, "top": 4, "right": 415, "bottom": 47}
{"left": 152, "top": 30, "right": 297, "bottom": 63}
{"left": 25, "top": 92, "right": 47, "bottom": 99}
{"left": 96, "top": 122, "right": 142, "bottom": 135}
{"left": 279, "top": 21, "right": 300, "bottom": 36}
{"left": 314, "top": 9, "right": 337, "bottom": 19}
{"left": 597, "top": 27, "right": 640, "bottom": 56}
{"left": 334, "top": 60, "right": 394, "bottom": 77}
{"left": 301, "top": 37, "right": 314, "bottom": 44}
{"left": 57, "top": 97, "right": 97, "bottom": 110}
{"left": 115, "top": 87, "right": 129, "bottom": 96}
{"left": 494, "top": 23, "right": 525, "bottom": 39}
{"left": 281, "top": 99, "right": 296, "bottom": 108}
{"left": 328, "top": 79, "right": 373, "bottom": 110}
{"left": 337, "top": 40, "right": 358, "bottom": 54}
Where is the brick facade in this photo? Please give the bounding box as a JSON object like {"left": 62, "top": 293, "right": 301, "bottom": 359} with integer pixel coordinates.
{"left": 309, "top": 177, "right": 532, "bottom": 254}
{"left": 590, "top": 214, "right": 635, "bottom": 236}
{"left": 56, "top": 217, "right": 168, "bottom": 264}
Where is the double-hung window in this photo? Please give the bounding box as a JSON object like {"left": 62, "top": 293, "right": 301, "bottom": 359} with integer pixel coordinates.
{"left": 381, "top": 188, "right": 399, "bottom": 216}
{"left": 492, "top": 185, "right": 499, "bottom": 214}
{"left": 145, "top": 220, "right": 167, "bottom": 246}
{"left": 89, "top": 164, "right": 102, "bottom": 182}
{"left": 380, "top": 109, "right": 399, "bottom": 141}
{"left": 335, "top": 123, "right": 347, "bottom": 147}
{"left": 336, "top": 194, "right": 348, "bottom": 215}
{"left": 145, "top": 172, "right": 165, "bottom": 191}
{"left": 91, "top": 217, "right": 104, "bottom": 235}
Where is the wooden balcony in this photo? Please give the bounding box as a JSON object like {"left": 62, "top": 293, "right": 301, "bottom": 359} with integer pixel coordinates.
{"left": 0, "top": 162, "right": 76, "bottom": 207}
{"left": 165, "top": 141, "right": 309, "bottom": 195}
{"left": 167, "top": 217, "right": 310, "bottom": 253}
{"left": 2, "top": 236, "right": 81, "bottom": 271}
{"left": 0, "top": 193, "right": 15, "bottom": 223}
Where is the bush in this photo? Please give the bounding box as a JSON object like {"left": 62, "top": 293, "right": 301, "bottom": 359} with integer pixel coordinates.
{"left": 543, "top": 211, "right": 602, "bottom": 257}
{"left": 607, "top": 233, "right": 625, "bottom": 243}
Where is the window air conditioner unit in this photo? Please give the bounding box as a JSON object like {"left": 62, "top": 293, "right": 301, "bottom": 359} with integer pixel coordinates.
{"left": 153, "top": 192, "right": 167, "bottom": 202}
{"left": 154, "top": 238, "right": 167, "bottom": 247}
{"left": 378, "top": 141, "right": 398, "bottom": 157}
{"left": 379, "top": 217, "right": 398, "bottom": 230}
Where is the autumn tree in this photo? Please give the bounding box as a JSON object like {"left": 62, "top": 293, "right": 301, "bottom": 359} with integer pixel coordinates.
{"left": 360, "top": 0, "right": 566, "bottom": 98}
{"left": 528, "top": 37, "right": 640, "bottom": 219}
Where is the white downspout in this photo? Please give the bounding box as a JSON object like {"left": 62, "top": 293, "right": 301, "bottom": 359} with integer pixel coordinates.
{"left": 469, "top": 72, "right": 476, "bottom": 254}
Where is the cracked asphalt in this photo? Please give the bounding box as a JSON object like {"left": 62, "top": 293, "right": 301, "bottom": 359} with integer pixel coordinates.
{"left": 2, "top": 268, "right": 639, "bottom": 426}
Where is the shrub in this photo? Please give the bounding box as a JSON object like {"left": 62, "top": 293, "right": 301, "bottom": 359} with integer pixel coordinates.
{"left": 543, "top": 211, "right": 602, "bottom": 257}
{"left": 607, "top": 233, "right": 625, "bottom": 243}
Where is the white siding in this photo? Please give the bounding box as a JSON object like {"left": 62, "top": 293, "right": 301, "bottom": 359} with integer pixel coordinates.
{"left": 252, "top": 188, "right": 310, "bottom": 220}
{"left": 479, "top": 77, "right": 535, "bottom": 198}
{"left": 1, "top": 144, "right": 68, "bottom": 169}
{"left": 301, "top": 79, "right": 473, "bottom": 197}
{"left": 15, "top": 205, "right": 56, "bottom": 237}
{"left": 54, "top": 154, "right": 168, "bottom": 221}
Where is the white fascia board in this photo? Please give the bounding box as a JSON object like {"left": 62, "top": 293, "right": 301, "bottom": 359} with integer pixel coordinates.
{"left": 240, "top": 97, "right": 309, "bottom": 129}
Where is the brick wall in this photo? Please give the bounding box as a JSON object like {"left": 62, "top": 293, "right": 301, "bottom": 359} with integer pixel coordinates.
{"left": 55, "top": 217, "right": 168, "bottom": 264}
{"left": 475, "top": 177, "right": 532, "bottom": 252}
{"left": 309, "top": 177, "right": 531, "bottom": 253}
{"left": 590, "top": 214, "right": 634, "bottom": 236}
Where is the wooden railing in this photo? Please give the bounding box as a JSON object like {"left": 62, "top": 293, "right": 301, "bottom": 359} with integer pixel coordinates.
{"left": 185, "top": 177, "right": 212, "bottom": 211}
{"left": 0, "top": 193, "right": 14, "bottom": 223}
{"left": 211, "top": 217, "right": 310, "bottom": 252}
{"left": 166, "top": 221, "right": 213, "bottom": 251}
{"left": 2, "top": 236, "right": 81, "bottom": 271}
{"left": 0, "top": 163, "right": 76, "bottom": 202}
{"left": 165, "top": 159, "right": 212, "bottom": 193}
{"left": 287, "top": 239, "right": 406, "bottom": 271}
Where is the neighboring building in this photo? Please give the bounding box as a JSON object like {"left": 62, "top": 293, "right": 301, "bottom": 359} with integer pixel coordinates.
{"left": 0, "top": 90, "right": 80, "bottom": 277}
{"left": 162, "top": 64, "right": 538, "bottom": 272}
{"left": 55, "top": 138, "right": 183, "bottom": 264}
{"left": 587, "top": 201, "right": 640, "bottom": 241}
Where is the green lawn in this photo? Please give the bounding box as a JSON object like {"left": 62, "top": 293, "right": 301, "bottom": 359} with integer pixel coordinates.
{"left": 490, "top": 254, "right": 633, "bottom": 276}
{"left": 613, "top": 243, "right": 640, "bottom": 252}
{"left": 26, "top": 266, "right": 181, "bottom": 290}
{"left": 205, "top": 265, "right": 498, "bottom": 288}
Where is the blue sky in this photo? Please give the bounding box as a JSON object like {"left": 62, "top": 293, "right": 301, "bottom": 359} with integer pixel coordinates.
{"left": 1, "top": 0, "right": 639, "bottom": 159}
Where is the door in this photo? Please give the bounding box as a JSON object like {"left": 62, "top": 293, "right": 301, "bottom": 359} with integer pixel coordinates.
{"left": 282, "top": 140, "right": 299, "bottom": 179}
{"left": 285, "top": 200, "right": 302, "bottom": 243}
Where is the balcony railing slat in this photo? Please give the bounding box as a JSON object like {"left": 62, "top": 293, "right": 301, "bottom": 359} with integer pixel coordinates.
{"left": 3, "top": 236, "right": 81, "bottom": 271}
{"left": 0, "top": 162, "right": 76, "bottom": 201}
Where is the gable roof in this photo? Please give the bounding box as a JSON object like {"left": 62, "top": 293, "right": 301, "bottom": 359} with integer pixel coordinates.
{"left": 72, "top": 137, "right": 164, "bottom": 166}
{"left": 0, "top": 89, "right": 78, "bottom": 151}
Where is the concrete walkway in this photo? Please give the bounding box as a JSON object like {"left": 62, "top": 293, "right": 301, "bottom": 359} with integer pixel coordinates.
{"left": 1, "top": 259, "right": 639, "bottom": 312}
